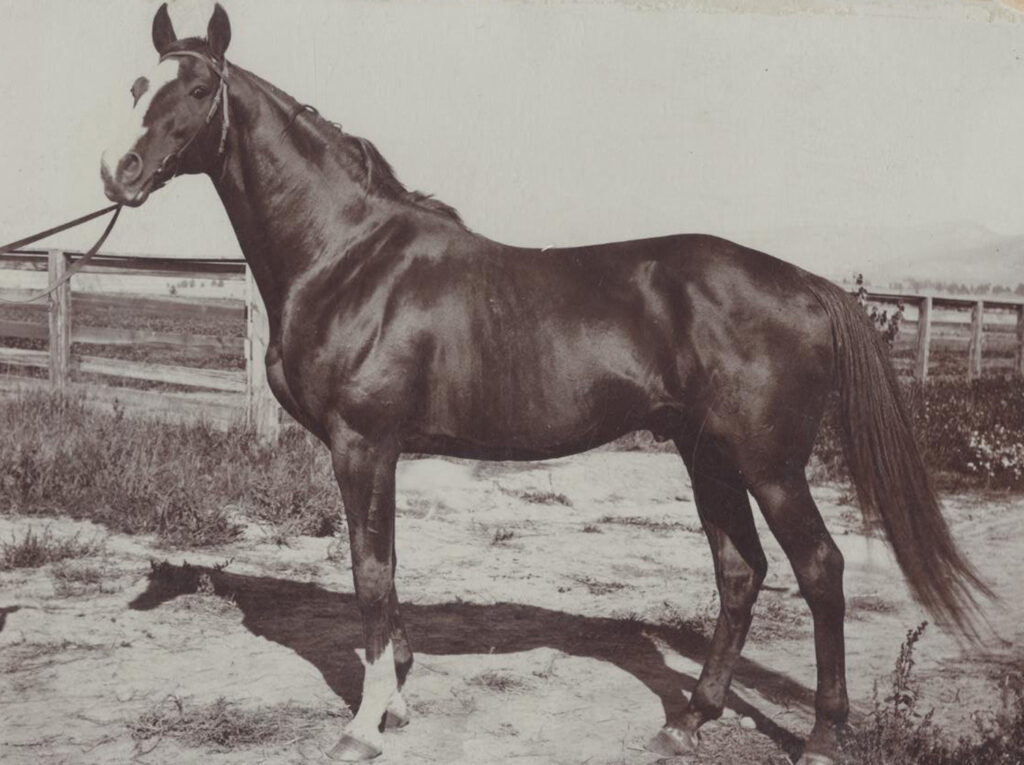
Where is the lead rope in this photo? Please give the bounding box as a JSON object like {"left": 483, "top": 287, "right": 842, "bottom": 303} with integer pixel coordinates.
{"left": 0, "top": 204, "right": 123, "bottom": 304}
{"left": 155, "top": 51, "right": 231, "bottom": 186}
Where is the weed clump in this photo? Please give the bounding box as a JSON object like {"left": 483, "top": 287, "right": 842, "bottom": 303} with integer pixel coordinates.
{"left": 491, "top": 527, "right": 516, "bottom": 545}
{"left": 0, "top": 526, "right": 103, "bottom": 570}
{"left": 838, "top": 622, "right": 1024, "bottom": 764}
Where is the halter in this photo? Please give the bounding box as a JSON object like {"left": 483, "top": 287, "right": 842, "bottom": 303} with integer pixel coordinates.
{"left": 151, "top": 50, "right": 231, "bottom": 188}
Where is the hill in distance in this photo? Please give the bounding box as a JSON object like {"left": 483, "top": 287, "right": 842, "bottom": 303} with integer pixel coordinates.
{"left": 735, "top": 221, "right": 1024, "bottom": 292}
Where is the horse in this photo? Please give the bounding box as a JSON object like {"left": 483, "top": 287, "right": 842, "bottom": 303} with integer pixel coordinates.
{"left": 98, "top": 5, "right": 989, "bottom": 762}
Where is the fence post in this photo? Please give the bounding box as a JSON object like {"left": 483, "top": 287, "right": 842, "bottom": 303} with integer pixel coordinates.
{"left": 967, "top": 300, "right": 984, "bottom": 380}
{"left": 1016, "top": 305, "right": 1024, "bottom": 378}
{"left": 245, "top": 266, "right": 280, "bottom": 443}
{"left": 47, "top": 250, "right": 71, "bottom": 391}
{"left": 914, "top": 296, "right": 932, "bottom": 381}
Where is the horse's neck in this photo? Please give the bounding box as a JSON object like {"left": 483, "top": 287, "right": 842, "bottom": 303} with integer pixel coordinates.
{"left": 211, "top": 67, "right": 370, "bottom": 329}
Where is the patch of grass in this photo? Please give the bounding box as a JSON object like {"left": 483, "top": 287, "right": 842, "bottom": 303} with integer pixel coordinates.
{"left": 246, "top": 441, "right": 340, "bottom": 538}
{"left": 848, "top": 594, "right": 899, "bottom": 618}
{"left": 128, "top": 695, "right": 343, "bottom": 752}
{"left": 0, "top": 392, "right": 341, "bottom": 547}
{"left": 50, "top": 560, "right": 116, "bottom": 597}
{"left": 0, "top": 526, "right": 104, "bottom": 570}
{"left": 838, "top": 622, "right": 1024, "bottom": 764}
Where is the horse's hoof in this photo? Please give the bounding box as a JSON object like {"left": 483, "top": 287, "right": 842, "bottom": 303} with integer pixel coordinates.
{"left": 796, "top": 754, "right": 835, "bottom": 765}
{"left": 647, "top": 726, "right": 699, "bottom": 756}
{"left": 383, "top": 708, "right": 409, "bottom": 729}
{"left": 326, "top": 732, "right": 382, "bottom": 761}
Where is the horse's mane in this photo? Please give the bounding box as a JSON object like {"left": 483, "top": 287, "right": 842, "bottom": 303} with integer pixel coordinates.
{"left": 317, "top": 117, "right": 467, "bottom": 229}
{"left": 165, "top": 38, "right": 466, "bottom": 229}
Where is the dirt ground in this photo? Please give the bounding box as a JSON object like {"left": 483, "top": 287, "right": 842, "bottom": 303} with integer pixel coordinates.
{"left": 2, "top": 451, "right": 1022, "bottom": 764}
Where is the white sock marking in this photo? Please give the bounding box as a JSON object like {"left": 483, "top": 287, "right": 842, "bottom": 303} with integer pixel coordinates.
{"left": 346, "top": 642, "right": 397, "bottom": 745}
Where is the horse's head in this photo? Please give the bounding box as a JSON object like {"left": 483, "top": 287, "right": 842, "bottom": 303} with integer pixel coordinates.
{"left": 100, "top": 3, "right": 232, "bottom": 207}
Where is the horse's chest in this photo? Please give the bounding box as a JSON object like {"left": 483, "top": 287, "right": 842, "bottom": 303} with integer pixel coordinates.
{"left": 277, "top": 307, "right": 419, "bottom": 433}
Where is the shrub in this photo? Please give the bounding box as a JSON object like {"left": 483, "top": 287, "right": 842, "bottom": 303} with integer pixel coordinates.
{"left": 964, "top": 424, "right": 1024, "bottom": 487}
{"left": 814, "top": 377, "right": 1024, "bottom": 489}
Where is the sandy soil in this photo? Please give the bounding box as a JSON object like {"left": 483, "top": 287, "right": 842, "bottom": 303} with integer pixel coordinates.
{"left": 1, "top": 451, "right": 1022, "bottom": 764}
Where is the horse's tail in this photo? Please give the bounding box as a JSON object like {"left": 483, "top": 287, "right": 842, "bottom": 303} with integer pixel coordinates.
{"left": 805, "top": 276, "right": 992, "bottom": 636}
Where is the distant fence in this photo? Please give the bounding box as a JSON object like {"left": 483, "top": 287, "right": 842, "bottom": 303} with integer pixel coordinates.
{"left": 1, "top": 251, "right": 1023, "bottom": 442}
{"left": 859, "top": 290, "right": 1024, "bottom": 380}
{"left": 0, "top": 248, "right": 280, "bottom": 441}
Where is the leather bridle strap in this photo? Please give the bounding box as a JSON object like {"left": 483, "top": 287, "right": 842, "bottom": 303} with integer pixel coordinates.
{"left": 0, "top": 204, "right": 123, "bottom": 304}
{"left": 153, "top": 51, "right": 230, "bottom": 187}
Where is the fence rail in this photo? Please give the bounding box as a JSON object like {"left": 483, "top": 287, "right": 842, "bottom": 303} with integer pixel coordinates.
{"left": 0, "top": 248, "right": 278, "bottom": 441}
{"left": 861, "top": 290, "right": 1024, "bottom": 380}
{"left": 1, "top": 250, "right": 1023, "bottom": 441}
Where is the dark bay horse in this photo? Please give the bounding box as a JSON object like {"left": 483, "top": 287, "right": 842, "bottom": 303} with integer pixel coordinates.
{"left": 99, "top": 5, "right": 989, "bottom": 762}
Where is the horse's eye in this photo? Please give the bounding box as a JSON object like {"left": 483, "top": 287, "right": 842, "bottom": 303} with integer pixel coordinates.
{"left": 190, "top": 86, "right": 209, "bottom": 99}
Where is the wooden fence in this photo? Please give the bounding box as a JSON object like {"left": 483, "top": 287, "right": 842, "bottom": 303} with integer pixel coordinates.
{"left": 861, "top": 290, "right": 1024, "bottom": 381}
{"left": 0, "top": 248, "right": 280, "bottom": 441}
{"left": 1, "top": 251, "right": 1023, "bottom": 443}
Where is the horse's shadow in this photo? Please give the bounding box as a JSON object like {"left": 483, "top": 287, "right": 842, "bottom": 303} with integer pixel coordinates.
{"left": 130, "top": 562, "right": 811, "bottom": 759}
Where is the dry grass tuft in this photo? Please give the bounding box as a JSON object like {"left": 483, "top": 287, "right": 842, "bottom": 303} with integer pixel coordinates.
{"left": 491, "top": 527, "right": 516, "bottom": 545}
{"left": 50, "top": 560, "right": 117, "bottom": 596}
{"left": 466, "top": 670, "right": 530, "bottom": 693}
{"left": 516, "top": 490, "right": 572, "bottom": 506}
{"left": 128, "top": 695, "right": 344, "bottom": 753}
{"left": 0, "top": 526, "right": 104, "bottom": 570}
{"left": 598, "top": 514, "right": 701, "bottom": 534}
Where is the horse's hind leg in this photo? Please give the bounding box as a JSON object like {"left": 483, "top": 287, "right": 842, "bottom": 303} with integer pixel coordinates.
{"left": 650, "top": 439, "right": 767, "bottom": 755}
{"left": 748, "top": 473, "right": 847, "bottom": 765}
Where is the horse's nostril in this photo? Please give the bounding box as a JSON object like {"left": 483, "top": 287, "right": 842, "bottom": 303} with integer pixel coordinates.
{"left": 119, "top": 152, "right": 143, "bottom": 183}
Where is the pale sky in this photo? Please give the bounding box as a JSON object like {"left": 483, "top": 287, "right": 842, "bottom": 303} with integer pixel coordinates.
{"left": 1, "top": 0, "right": 1023, "bottom": 280}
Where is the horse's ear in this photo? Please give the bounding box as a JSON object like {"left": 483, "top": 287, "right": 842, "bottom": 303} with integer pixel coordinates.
{"left": 207, "top": 3, "right": 232, "bottom": 59}
{"left": 152, "top": 3, "right": 177, "bottom": 55}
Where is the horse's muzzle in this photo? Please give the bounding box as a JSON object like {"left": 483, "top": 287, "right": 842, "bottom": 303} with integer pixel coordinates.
{"left": 100, "top": 154, "right": 150, "bottom": 208}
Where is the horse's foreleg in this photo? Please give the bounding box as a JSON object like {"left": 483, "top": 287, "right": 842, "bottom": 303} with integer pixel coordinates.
{"left": 650, "top": 443, "right": 766, "bottom": 756}
{"left": 327, "top": 432, "right": 401, "bottom": 762}
{"left": 382, "top": 577, "right": 413, "bottom": 729}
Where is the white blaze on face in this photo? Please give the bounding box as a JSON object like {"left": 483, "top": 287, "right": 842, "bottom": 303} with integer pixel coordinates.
{"left": 100, "top": 59, "right": 180, "bottom": 180}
